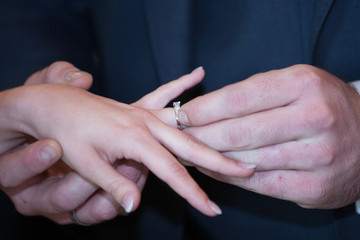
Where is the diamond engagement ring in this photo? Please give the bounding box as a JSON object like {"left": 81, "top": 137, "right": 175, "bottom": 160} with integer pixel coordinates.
{"left": 173, "top": 101, "right": 183, "bottom": 130}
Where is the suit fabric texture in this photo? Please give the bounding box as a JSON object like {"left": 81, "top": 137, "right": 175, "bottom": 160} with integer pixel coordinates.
{"left": 1, "top": 0, "right": 360, "bottom": 239}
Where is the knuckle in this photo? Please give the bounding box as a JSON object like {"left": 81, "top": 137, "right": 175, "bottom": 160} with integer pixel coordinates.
{"left": 165, "top": 160, "right": 190, "bottom": 183}
{"left": 172, "top": 162, "right": 189, "bottom": 178}
{"left": 291, "top": 64, "right": 324, "bottom": 91}
{"left": 127, "top": 106, "right": 154, "bottom": 125}
{"left": 294, "top": 175, "right": 329, "bottom": 208}
{"left": 316, "top": 104, "right": 336, "bottom": 129}
{"left": 303, "top": 103, "right": 336, "bottom": 131}
{"left": 226, "top": 86, "right": 249, "bottom": 115}
{"left": 258, "top": 145, "right": 283, "bottom": 169}
{"left": 181, "top": 134, "right": 208, "bottom": 160}
{"left": 225, "top": 122, "right": 252, "bottom": 148}
{"left": 254, "top": 172, "right": 288, "bottom": 199}
{"left": 119, "top": 108, "right": 151, "bottom": 131}
{"left": 49, "top": 189, "right": 76, "bottom": 213}
{"left": 0, "top": 171, "right": 13, "bottom": 188}
{"left": 106, "top": 180, "right": 131, "bottom": 202}
{"left": 137, "top": 107, "right": 155, "bottom": 119}
{"left": 312, "top": 142, "right": 336, "bottom": 167}
{"left": 13, "top": 201, "right": 30, "bottom": 216}
{"left": 11, "top": 194, "right": 36, "bottom": 216}
{"left": 92, "top": 203, "right": 118, "bottom": 221}
{"left": 184, "top": 134, "right": 203, "bottom": 149}
{"left": 307, "top": 180, "right": 328, "bottom": 205}
{"left": 128, "top": 124, "right": 146, "bottom": 136}
{"left": 123, "top": 124, "right": 149, "bottom": 146}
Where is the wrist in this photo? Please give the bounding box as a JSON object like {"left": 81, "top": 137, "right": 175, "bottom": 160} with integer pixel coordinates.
{"left": 0, "top": 84, "right": 58, "bottom": 141}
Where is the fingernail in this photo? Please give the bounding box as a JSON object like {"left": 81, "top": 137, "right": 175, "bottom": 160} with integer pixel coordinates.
{"left": 191, "top": 66, "right": 203, "bottom": 73}
{"left": 208, "top": 200, "right": 222, "bottom": 215}
{"left": 121, "top": 193, "right": 134, "bottom": 213}
{"left": 238, "top": 162, "right": 257, "bottom": 169}
{"left": 65, "top": 70, "right": 84, "bottom": 82}
{"left": 40, "top": 145, "right": 58, "bottom": 162}
{"left": 179, "top": 110, "right": 189, "bottom": 126}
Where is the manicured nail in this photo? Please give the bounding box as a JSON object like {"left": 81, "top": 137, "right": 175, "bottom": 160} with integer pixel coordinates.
{"left": 208, "top": 200, "right": 222, "bottom": 215}
{"left": 121, "top": 194, "right": 134, "bottom": 213}
{"left": 40, "top": 145, "right": 58, "bottom": 162}
{"left": 238, "top": 162, "right": 257, "bottom": 169}
{"left": 65, "top": 70, "right": 84, "bottom": 82}
{"left": 191, "top": 66, "right": 203, "bottom": 73}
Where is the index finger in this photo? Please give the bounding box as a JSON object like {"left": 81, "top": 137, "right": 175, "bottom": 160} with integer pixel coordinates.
{"left": 133, "top": 67, "right": 204, "bottom": 109}
{"left": 180, "top": 65, "right": 307, "bottom": 126}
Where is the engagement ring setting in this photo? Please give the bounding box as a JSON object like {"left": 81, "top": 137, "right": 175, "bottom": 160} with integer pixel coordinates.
{"left": 173, "top": 101, "right": 183, "bottom": 130}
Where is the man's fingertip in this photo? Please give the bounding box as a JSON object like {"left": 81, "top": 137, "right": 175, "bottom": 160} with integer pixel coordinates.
{"left": 40, "top": 145, "right": 60, "bottom": 163}
{"left": 64, "top": 70, "right": 85, "bottom": 82}
{"left": 179, "top": 110, "right": 190, "bottom": 126}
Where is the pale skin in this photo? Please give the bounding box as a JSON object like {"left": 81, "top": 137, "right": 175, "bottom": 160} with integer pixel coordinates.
{"left": 0, "top": 62, "right": 254, "bottom": 224}
{"left": 178, "top": 64, "right": 360, "bottom": 209}
{"left": 3, "top": 63, "right": 359, "bottom": 226}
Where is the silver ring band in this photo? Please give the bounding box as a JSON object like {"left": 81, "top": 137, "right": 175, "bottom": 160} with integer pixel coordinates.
{"left": 69, "top": 210, "right": 91, "bottom": 226}
{"left": 173, "top": 101, "right": 183, "bottom": 130}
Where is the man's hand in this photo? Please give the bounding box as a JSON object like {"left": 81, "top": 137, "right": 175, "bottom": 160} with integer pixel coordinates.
{"left": 179, "top": 65, "right": 360, "bottom": 209}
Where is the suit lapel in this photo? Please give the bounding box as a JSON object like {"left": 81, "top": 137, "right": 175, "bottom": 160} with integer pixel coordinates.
{"left": 143, "top": 0, "right": 191, "bottom": 84}
{"left": 310, "top": 0, "right": 335, "bottom": 62}
{"left": 144, "top": 0, "right": 335, "bottom": 79}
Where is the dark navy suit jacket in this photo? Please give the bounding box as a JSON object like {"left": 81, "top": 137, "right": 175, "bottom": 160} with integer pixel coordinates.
{"left": 1, "top": 0, "right": 360, "bottom": 239}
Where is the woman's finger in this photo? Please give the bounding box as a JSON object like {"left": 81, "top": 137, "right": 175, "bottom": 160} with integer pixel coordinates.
{"left": 63, "top": 147, "right": 142, "bottom": 215}
{"left": 124, "top": 132, "right": 222, "bottom": 216}
{"left": 150, "top": 121, "right": 256, "bottom": 177}
{"left": 133, "top": 67, "right": 204, "bottom": 109}
{"left": 63, "top": 161, "right": 148, "bottom": 225}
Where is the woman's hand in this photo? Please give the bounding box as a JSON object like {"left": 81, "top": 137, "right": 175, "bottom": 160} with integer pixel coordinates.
{"left": 0, "top": 62, "right": 254, "bottom": 225}
{"left": 0, "top": 62, "right": 103, "bottom": 224}
{"left": 0, "top": 62, "right": 201, "bottom": 224}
